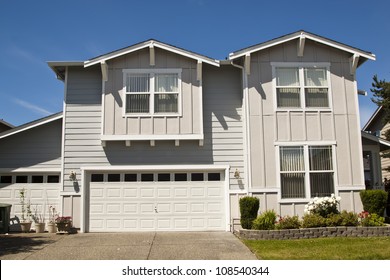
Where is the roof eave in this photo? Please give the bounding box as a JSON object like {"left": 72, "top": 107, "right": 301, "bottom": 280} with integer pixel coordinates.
{"left": 84, "top": 40, "right": 220, "bottom": 68}
{"left": 362, "top": 106, "right": 383, "bottom": 131}
{"left": 0, "top": 112, "right": 63, "bottom": 140}
{"left": 47, "top": 61, "right": 84, "bottom": 81}
{"left": 229, "top": 31, "right": 376, "bottom": 62}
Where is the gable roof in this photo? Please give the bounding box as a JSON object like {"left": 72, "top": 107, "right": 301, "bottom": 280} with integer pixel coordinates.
{"left": 362, "top": 106, "right": 383, "bottom": 131}
{"left": 0, "top": 112, "right": 63, "bottom": 140}
{"left": 361, "top": 130, "right": 390, "bottom": 151}
{"left": 84, "top": 39, "right": 220, "bottom": 68}
{"left": 229, "top": 30, "right": 376, "bottom": 64}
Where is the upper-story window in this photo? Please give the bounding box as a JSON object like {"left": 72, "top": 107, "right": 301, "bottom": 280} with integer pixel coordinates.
{"left": 123, "top": 69, "right": 181, "bottom": 115}
{"left": 274, "top": 64, "right": 330, "bottom": 109}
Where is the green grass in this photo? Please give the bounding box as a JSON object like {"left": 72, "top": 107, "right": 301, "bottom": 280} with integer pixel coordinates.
{"left": 242, "top": 237, "right": 390, "bottom": 260}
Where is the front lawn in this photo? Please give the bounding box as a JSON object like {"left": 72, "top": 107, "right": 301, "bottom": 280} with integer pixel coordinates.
{"left": 243, "top": 237, "right": 390, "bottom": 260}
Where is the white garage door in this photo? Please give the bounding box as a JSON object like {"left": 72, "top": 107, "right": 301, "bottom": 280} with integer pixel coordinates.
{"left": 88, "top": 171, "right": 226, "bottom": 232}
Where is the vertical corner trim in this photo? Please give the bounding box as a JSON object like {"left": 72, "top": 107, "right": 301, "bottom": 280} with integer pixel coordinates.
{"left": 175, "top": 140, "right": 180, "bottom": 146}
{"left": 125, "top": 140, "right": 131, "bottom": 147}
{"left": 199, "top": 139, "right": 204, "bottom": 147}
{"left": 150, "top": 140, "right": 155, "bottom": 147}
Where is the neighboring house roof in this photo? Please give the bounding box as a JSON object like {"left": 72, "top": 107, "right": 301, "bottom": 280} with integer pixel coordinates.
{"left": 361, "top": 130, "right": 390, "bottom": 151}
{"left": 0, "top": 119, "right": 14, "bottom": 129}
{"left": 84, "top": 39, "right": 220, "bottom": 68}
{"left": 229, "top": 30, "right": 376, "bottom": 65}
{"left": 0, "top": 112, "right": 63, "bottom": 140}
{"left": 362, "top": 106, "right": 383, "bottom": 131}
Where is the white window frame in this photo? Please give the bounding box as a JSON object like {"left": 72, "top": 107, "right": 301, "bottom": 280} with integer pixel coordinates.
{"left": 276, "top": 143, "right": 337, "bottom": 203}
{"left": 122, "top": 69, "right": 182, "bottom": 117}
{"left": 271, "top": 62, "right": 332, "bottom": 112}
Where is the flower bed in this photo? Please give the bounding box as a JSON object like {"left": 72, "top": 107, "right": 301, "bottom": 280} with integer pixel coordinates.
{"left": 239, "top": 226, "right": 390, "bottom": 240}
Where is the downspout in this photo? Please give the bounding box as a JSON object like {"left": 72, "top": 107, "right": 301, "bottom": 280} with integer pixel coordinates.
{"left": 231, "top": 61, "right": 251, "bottom": 196}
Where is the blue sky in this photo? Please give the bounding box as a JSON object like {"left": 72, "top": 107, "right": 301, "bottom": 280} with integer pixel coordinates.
{"left": 1, "top": 0, "right": 389, "bottom": 127}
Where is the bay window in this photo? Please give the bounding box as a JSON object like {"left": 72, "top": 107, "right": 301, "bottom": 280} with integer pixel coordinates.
{"left": 124, "top": 69, "right": 181, "bottom": 115}
{"left": 274, "top": 64, "right": 330, "bottom": 109}
{"left": 279, "top": 145, "right": 335, "bottom": 199}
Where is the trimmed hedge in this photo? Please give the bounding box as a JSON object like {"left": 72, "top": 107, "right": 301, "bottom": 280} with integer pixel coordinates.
{"left": 239, "top": 196, "right": 259, "bottom": 229}
{"left": 360, "top": 190, "right": 388, "bottom": 216}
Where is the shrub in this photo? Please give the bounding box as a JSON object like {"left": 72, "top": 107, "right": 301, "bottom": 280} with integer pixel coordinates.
{"left": 301, "top": 214, "right": 327, "bottom": 228}
{"left": 239, "top": 196, "right": 259, "bottom": 229}
{"left": 326, "top": 211, "right": 358, "bottom": 227}
{"left": 360, "top": 190, "right": 388, "bottom": 216}
{"left": 304, "top": 194, "right": 341, "bottom": 218}
{"left": 276, "top": 215, "right": 301, "bottom": 229}
{"left": 252, "top": 210, "right": 277, "bottom": 230}
{"left": 358, "top": 211, "right": 385, "bottom": 227}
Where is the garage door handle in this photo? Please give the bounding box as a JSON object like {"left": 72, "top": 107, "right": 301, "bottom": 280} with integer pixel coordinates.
{"left": 154, "top": 206, "right": 158, "bottom": 213}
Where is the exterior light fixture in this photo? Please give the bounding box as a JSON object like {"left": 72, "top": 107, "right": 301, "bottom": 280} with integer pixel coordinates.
{"left": 234, "top": 169, "right": 240, "bottom": 179}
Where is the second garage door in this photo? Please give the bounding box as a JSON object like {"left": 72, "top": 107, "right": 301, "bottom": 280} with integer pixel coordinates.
{"left": 87, "top": 171, "right": 226, "bottom": 232}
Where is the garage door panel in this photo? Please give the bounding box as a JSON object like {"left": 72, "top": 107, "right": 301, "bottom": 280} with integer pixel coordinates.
{"left": 106, "top": 203, "right": 121, "bottom": 213}
{"left": 107, "top": 188, "right": 121, "bottom": 198}
{"left": 89, "top": 172, "right": 226, "bottom": 232}
{"left": 123, "top": 203, "right": 138, "bottom": 214}
{"left": 123, "top": 188, "right": 137, "bottom": 197}
{"left": 90, "top": 204, "right": 104, "bottom": 214}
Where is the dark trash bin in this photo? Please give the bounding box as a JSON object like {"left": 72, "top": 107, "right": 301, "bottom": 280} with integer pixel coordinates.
{"left": 0, "top": 203, "right": 12, "bottom": 233}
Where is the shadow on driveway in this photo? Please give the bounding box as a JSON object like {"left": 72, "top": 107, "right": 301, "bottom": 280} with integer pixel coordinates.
{"left": 0, "top": 233, "right": 63, "bottom": 260}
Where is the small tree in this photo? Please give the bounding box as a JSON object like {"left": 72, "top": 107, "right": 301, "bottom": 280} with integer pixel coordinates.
{"left": 371, "top": 75, "right": 390, "bottom": 171}
{"left": 360, "top": 190, "right": 388, "bottom": 216}
{"left": 239, "top": 196, "right": 259, "bottom": 229}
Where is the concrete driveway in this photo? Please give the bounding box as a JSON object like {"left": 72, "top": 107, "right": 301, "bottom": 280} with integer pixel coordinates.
{"left": 0, "top": 231, "right": 257, "bottom": 260}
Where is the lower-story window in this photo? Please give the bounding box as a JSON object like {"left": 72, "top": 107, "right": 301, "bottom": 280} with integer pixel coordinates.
{"left": 279, "top": 145, "right": 334, "bottom": 199}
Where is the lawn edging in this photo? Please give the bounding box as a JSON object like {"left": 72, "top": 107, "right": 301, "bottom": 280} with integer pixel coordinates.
{"left": 239, "top": 226, "right": 390, "bottom": 240}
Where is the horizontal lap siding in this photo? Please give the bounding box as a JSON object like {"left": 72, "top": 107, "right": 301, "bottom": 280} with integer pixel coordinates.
{"left": 64, "top": 64, "right": 244, "bottom": 191}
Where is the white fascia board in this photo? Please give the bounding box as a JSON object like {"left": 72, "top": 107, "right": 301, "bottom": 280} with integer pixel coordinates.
{"left": 85, "top": 40, "right": 219, "bottom": 68}
{"left": 0, "top": 113, "right": 63, "bottom": 140}
{"left": 81, "top": 164, "right": 230, "bottom": 172}
{"left": 100, "top": 134, "right": 203, "bottom": 141}
{"left": 229, "top": 32, "right": 376, "bottom": 61}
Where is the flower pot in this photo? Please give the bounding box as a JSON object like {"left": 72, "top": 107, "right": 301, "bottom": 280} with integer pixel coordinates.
{"left": 47, "top": 222, "right": 57, "bottom": 233}
{"left": 56, "top": 221, "right": 72, "bottom": 233}
{"left": 34, "top": 222, "right": 46, "bottom": 233}
{"left": 20, "top": 222, "right": 32, "bottom": 233}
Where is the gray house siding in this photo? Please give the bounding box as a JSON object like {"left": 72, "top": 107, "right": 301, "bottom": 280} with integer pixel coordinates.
{"left": 103, "top": 48, "right": 202, "bottom": 137}
{"left": 63, "top": 62, "right": 245, "bottom": 226}
{"left": 0, "top": 119, "right": 62, "bottom": 170}
{"left": 247, "top": 39, "right": 364, "bottom": 215}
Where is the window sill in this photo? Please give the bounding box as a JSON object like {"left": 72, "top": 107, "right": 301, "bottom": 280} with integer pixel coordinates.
{"left": 276, "top": 108, "right": 332, "bottom": 113}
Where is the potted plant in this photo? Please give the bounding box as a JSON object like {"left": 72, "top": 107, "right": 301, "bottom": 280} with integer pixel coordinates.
{"left": 19, "top": 188, "right": 32, "bottom": 232}
{"left": 47, "top": 205, "right": 58, "bottom": 233}
{"left": 31, "top": 205, "right": 46, "bottom": 233}
{"left": 55, "top": 216, "right": 72, "bottom": 233}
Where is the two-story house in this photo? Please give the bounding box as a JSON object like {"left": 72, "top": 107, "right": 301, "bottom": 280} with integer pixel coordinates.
{"left": 0, "top": 31, "right": 375, "bottom": 232}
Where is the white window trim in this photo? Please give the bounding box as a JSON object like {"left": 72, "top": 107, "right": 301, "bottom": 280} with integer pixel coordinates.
{"left": 271, "top": 62, "right": 332, "bottom": 112}
{"left": 276, "top": 143, "right": 337, "bottom": 203}
{"left": 122, "top": 69, "right": 182, "bottom": 117}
